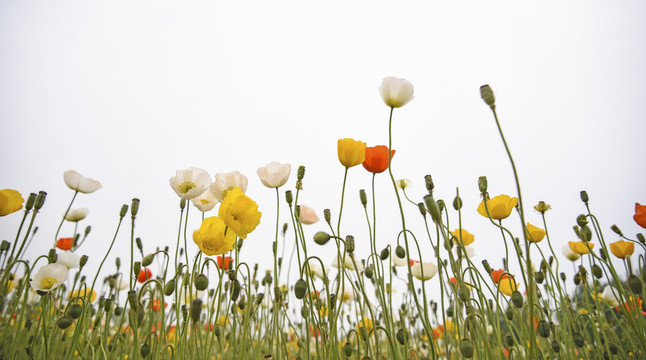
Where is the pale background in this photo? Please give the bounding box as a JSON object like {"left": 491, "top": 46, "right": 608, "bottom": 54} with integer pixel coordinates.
{"left": 1, "top": 1, "right": 645, "bottom": 302}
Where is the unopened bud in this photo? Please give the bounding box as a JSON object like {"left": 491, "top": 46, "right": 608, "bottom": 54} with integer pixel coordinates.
{"left": 637, "top": 233, "right": 645, "bottom": 244}
{"left": 140, "top": 343, "right": 151, "bottom": 358}
{"left": 297, "top": 165, "right": 305, "bottom": 180}
{"left": 119, "top": 204, "right": 129, "bottom": 218}
{"left": 458, "top": 286, "right": 470, "bottom": 302}
{"left": 285, "top": 190, "right": 293, "bottom": 205}
{"left": 478, "top": 176, "right": 488, "bottom": 194}
{"left": 535, "top": 272, "right": 545, "bottom": 284}
{"left": 56, "top": 316, "right": 73, "bottom": 330}
{"left": 592, "top": 264, "right": 603, "bottom": 279}
{"left": 395, "top": 246, "right": 405, "bottom": 259}
{"left": 580, "top": 226, "right": 592, "bottom": 242}
{"left": 190, "top": 298, "right": 203, "bottom": 323}
{"left": 48, "top": 249, "right": 57, "bottom": 263}
{"left": 313, "top": 231, "right": 331, "bottom": 245}
{"left": 0, "top": 241, "right": 8, "bottom": 252}
{"left": 511, "top": 291, "right": 523, "bottom": 308}
{"left": 628, "top": 274, "right": 643, "bottom": 294}
{"left": 179, "top": 199, "right": 186, "bottom": 210}
{"left": 255, "top": 293, "right": 264, "bottom": 305}
{"left": 417, "top": 202, "right": 426, "bottom": 217}
{"left": 34, "top": 191, "right": 47, "bottom": 210}
{"left": 25, "top": 193, "right": 37, "bottom": 211}
{"left": 141, "top": 254, "right": 154, "bottom": 267}
{"left": 343, "top": 342, "right": 352, "bottom": 357}
{"left": 127, "top": 290, "right": 139, "bottom": 311}
{"left": 231, "top": 279, "right": 241, "bottom": 301}
{"left": 282, "top": 223, "right": 288, "bottom": 235}
{"left": 115, "top": 257, "right": 121, "bottom": 268}
{"left": 135, "top": 238, "right": 143, "bottom": 251}
{"left": 580, "top": 191, "right": 589, "bottom": 204}
{"left": 482, "top": 260, "right": 492, "bottom": 274}
{"left": 164, "top": 280, "right": 175, "bottom": 296}
{"left": 459, "top": 338, "right": 474, "bottom": 358}
{"left": 396, "top": 329, "right": 408, "bottom": 345}
{"left": 294, "top": 279, "right": 307, "bottom": 299}
{"left": 453, "top": 195, "right": 463, "bottom": 211}
{"left": 79, "top": 255, "right": 88, "bottom": 268}
{"left": 576, "top": 214, "right": 588, "bottom": 227}
{"left": 133, "top": 262, "right": 141, "bottom": 278}
{"left": 424, "top": 175, "right": 434, "bottom": 193}
{"left": 68, "top": 304, "right": 83, "bottom": 319}
{"left": 537, "top": 320, "right": 550, "bottom": 338}
{"left": 359, "top": 189, "right": 367, "bottom": 207}
{"left": 323, "top": 209, "right": 331, "bottom": 224}
{"left": 380, "top": 247, "right": 389, "bottom": 260}
{"left": 610, "top": 224, "right": 622, "bottom": 235}
{"left": 345, "top": 235, "right": 355, "bottom": 254}
{"left": 364, "top": 266, "right": 373, "bottom": 279}
{"left": 84, "top": 225, "right": 91, "bottom": 236}
{"left": 194, "top": 274, "right": 209, "bottom": 291}
{"left": 131, "top": 198, "right": 140, "bottom": 217}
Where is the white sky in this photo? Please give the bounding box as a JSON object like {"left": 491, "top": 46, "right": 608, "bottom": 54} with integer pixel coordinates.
{"left": 1, "top": 1, "right": 645, "bottom": 299}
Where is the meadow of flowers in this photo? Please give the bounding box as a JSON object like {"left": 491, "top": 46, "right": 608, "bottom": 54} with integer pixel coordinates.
{"left": 1, "top": 78, "right": 645, "bottom": 359}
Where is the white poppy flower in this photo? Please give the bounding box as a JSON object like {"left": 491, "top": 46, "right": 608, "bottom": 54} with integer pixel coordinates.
{"left": 331, "top": 255, "right": 364, "bottom": 272}
{"left": 562, "top": 245, "right": 581, "bottom": 262}
{"left": 64, "top": 170, "right": 102, "bottom": 194}
{"left": 305, "top": 260, "right": 326, "bottom": 280}
{"left": 257, "top": 162, "right": 291, "bottom": 188}
{"left": 411, "top": 261, "right": 437, "bottom": 281}
{"left": 379, "top": 77, "right": 415, "bottom": 108}
{"left": 340, "top": 284, "right": 355, "bottom": 303}
{"left": 64, "top": 208, "right": 89, "bottom": 222}
{"left": 392, "top": 251, "right": 407, "bottom": 267}
{"left": 298, "top": 205, "right": 319, "bottom": 225}
{"left": 169, "top": 167, "right": 211, "bottom": 200}
{"left": 191, "top": 189, "right": 218, "bottom": 212}
{"left": 210, "top": 171, "right": 248, "bottom": 203}
{"left": 600, "top": 286, "right": 621, "bottom": 307}
{"left": 454, "top": 245, "right": 475, "bottom": 260}
{"left": 56, "top": 251, "right": 80, "bottom": 269}
{"left": 395, "top": 178, "right": 412, "bottom": 190}
{"left": 115, "top": 277, "right": 129, "bottom": 291}
{"left": 30, "top": 263, "right": 68, "bottom": 292}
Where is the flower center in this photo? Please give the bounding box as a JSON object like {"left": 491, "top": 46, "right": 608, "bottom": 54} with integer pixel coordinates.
{"left": 40, "top": 276, "right": 58, "bottom": 290}
{"left": 200, "top": 199, "right": 210, "bottom": 205}
{"left": 178, "top": 181, "right": 196, "bottom": 194}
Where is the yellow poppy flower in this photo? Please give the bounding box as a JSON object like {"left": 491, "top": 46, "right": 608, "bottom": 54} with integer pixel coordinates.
{"left": 356, "top": 317, "right": 373, "bottom": 334}
{"left": 193, "top": 216, "right": 237, "bottom": 256}
{"left": 0, "top": 189, "right": 24, "bottom": 216}
{"left": 450, "top": 229, "right": 475, "bottom": 246}
{"left": 218, "top": 187, "right": 262, "bottom": 239}
{"left": 69, "top": 288, "right": 97, "bottom": 303}
{"left": 609, "top": 240, "right": 634, "bottom": 259}
{"left": 525, "top": 223, "right": 546, "bottom": 243}
{"left": 569, "top": 241, "right": 594, "bottom": 255}
{"left": 498, "top": 275, "right": 518, "bottom": 296}
{"left": 477, "top": 194, "right": 518, "bottom": 220}
{"left": 337, "top": 138, "right": 366, "bottom": 168}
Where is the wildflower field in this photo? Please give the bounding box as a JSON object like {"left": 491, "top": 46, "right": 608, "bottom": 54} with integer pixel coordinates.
{"left": 1, "top": 79, "right": 645, "bottom": 360}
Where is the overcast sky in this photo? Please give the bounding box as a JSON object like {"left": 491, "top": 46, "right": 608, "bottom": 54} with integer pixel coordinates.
{"left": 1, "top": 1, "right": 645, "bottom": 298}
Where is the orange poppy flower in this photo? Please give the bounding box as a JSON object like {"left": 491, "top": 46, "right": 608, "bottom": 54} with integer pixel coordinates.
{"left": 137, "top": 268, "right": 152, "bottom": 283}
{"left": 634, "top": 203, "right": 646, "bottom": 228}
{"left": 362, "top": 145, "right": 395, "bottom": 174}
{"left": 56, "top": 237, "right": 74, "bottom": 251}
{"left": 615, "top": 296, "right": 646, "bottom": 316}
{"left": 150, "top": 299, "right": 167, "bottom": 312}
{"left": 217, "top": 255, "right": 234, "bottom": 270}
{"left": 490, "top": 269, "right": 506, "bottom": 284}
{"left": 609, "top": 240, "right": 634, "bottom": 259}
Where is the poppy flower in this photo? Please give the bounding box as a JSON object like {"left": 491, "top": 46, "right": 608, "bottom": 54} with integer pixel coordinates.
{"left": 69, "top": 288, "right": 97, "bottom": 303}
{"left": 56, "top": 237, "right": 74, "bottom": 251}
{"left": 257, "top": 162, "right": 291, "bottom": 188}
{"left": 169, "top": 167, "right": 211, "bottom": 200}
{"left": 0, "top": 189, "right": 24, "bottom": 216}
{"left": 477, "top": 194, "right": 518, "bottom": 220}
{"left": 490, "top": 269, "right": 517, "bottom": 296}
{"left": 525, "top": 223, "right": 546, "bottom": 243}
{"left": 634, "top": 203, "right": 646, "bottom": 228}
{"left": 297, "top": 205, "right": 319, "bottom": 225}
{"left": 615, "top": 296, "right": 645, "bottom": 316}
{"left": 194, "top": 216, "right": 237, "bottom": 256}
{"left": 218, "top": 187, "right": 262, "bottom": 239}
{"left": 64, "top": 170, "right": 102, "bottom": 194}
{"left": 411, "top": 261, "right": 438, "bottom": 280}
{"left": 337, "top": 138, "right": 366, "bottom": 168}
{"left": 379, "top": 76, "right": 415, "bottom": 108}
{"left": 137, "top": 268, "right": 152, "bottom": 283}
{"left": 562, "top": 245, "right": 581, "bottom": 261}
{"left": 191, "top": 190, "right": 218, "bottom": 212}
{"left": 569, "top": 241, "right": 594, "bottom": 255}
{"left": 30, "top": 263, "right": 68, "bottom": 292}
{"left": 64, "top": 208, "right": 88, "bottom": 222}
{"left": 217, "top": 255, "right": 234, "bottom": 270}
{"left": 210, "top": 171, "right": 248, "bottom": 203}
{"left": 150, "top": 299, "right": 167, "bottom": 312}
{"left": 362, "top": 145, "right": 395, "bottom": 174}
{"left": 450, "top": 229, "right": 475, "bottom": 246}
{"left": 609, "top": 240, "right": 634, "bottom": 259}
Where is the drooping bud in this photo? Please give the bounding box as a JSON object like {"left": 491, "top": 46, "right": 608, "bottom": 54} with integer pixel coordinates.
{"left": 141, "top": 254, "right": 154, "bottom": 267}
{"left": 56, "top": 316, "right": 73, "bottom": 330}
{"left": 231, "top": 279, "right": 241, "bottom": 301}
{"left": 48, "top": 249, "right": 57, "bottom": 263}
{"left": 140, "top": 343, "right": 151, "bottom": 358}
{"left": 482, "top": 260, "right": 492, "bottom": 274}
{"left": 380, "top": 247, "right": 389, "bottom": 260}
{"left": 479, "top": 84, "right": 495, "bottom": 107}
{"left": 164, "top": 279, "right": 175, "bottom": 296}
{"left": 591, "top": 264, "right": 603, "bottom": 279}
{"left": 610, "top": 224, "right": 622, "bottom": 235}
{"left": 458, "top": 286, "right": 470, "bottom": 303}
{"left": 459, "top": 338, "right": 474, "bottom": 358}
{"left": 135, "top": 238, "right": 143, "bottom": 252}
{"left": 127, "top": 290, "right": 139, "bottom": 311}
{"left": 190, "top": 298, "right": 203, "bottom": 323}
{"left": 313, "top": 231, "right": 331, "bottom": 245}
{"left": 68, "top": 304, "right": 83, "bottom": 319}
{"left": 637, "top": 233, "right": 645, "bottom": 244}
{"left": 535, "top": 271, "right": 544, "bottom": 284}
{"left": 396, "top": 329, "right": 408, "bottom": 345}
{"left": 573, "top": 333, "right": 584, "bottom": 347}
{"left": 194, "top": 274, "right": 209, "bottom": 291}
{"left": 551, "top": 340, "right": 560, "bottom": 353}
{"left": 417, "top": 202, "right": 426, "bottom": 217}
{"left": 395, "top": 246, "right": 405, "bottom": 259}
{"left": 294, "top": 279, "right": 307, "bottom": 299}
{"left": 580, "top": 226, "right": 592, "bottom": 242}
{"left": 364, "top": 266, "right": 373, "bottom": 279}
{"left": 511, "top": 291, "right": 523, "bottom": 308}
{"left": 359, "top": 189, "right": 367, "bottom": 207}
{"left": 343, "top": 342, "right": 352, "bottom": 357}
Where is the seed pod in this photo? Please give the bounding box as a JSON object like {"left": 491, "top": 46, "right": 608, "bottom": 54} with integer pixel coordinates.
{"left": 537, "top": 320, "right": 550, "bottom": 338}
{"left": 359, "top": 189, "right": 367, "bottom": 207}
{"left": 458, "top": 286, "right": 470, "bottom": 302}
{"left": 345, "top": 236, "right": 355, "bottom": 254}
{"left": 285, "top": 190, "right": 293, "bottom": 205}
{"left": 323, "top": 209, "right": 331, "bottom": 224}
{"left": 294, "top": 279, "right": 307, "bottom": 299}
{"left": 424, "top": 175, "right": 434, "bottom": 193}
{"left": 34, "top": 191, "right": 47, "bottom": 210}
{"left": 453, "top": 195, "right": 463, "bottom": 211}
{"left": 459, "top": 338, "right": 474, "bottom": 358}
{"left": 380, "top": 247, "right": 389, "bottom": 260}
{"left": 478, "top": 176, "right": 488, "bottom": 194}
{"left": 119, "top": 204, "right": 129, "bottom": 218}
{"left": 255, "top": 293, "right": 264, "bottom": 305}
{"left": 194, "top": 274, "right": 209, "bottom": 291}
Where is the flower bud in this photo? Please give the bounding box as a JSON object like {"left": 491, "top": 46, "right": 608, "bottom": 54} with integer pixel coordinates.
{"left": 115, "top": 257, "right": 121, "bottom": 269}
{"left": 424, "top": 175, "right": 434, "bottom": 193}
{"left": 637, "top": 233, "right": 645, "bottom": 244}
{"left": 190, "top": 298, "right": 203, "bottom": 323}
{"left": 231, "top": 279, "right": 241, "bottom": 301}
{"left": 297, "top": 165, "right": 305, "bottom": 181}
{"left": 535, "top": 271, "right": 544, "bottom": 284}
{"left": 343, "top": 342, "right": 352, "bottom": 357}
{"left": 294, "top": 279, "right": 307, "bottom": 299}
{"left": 600, "top": 248, "right": 608, "bottom": 260}
{"left": 359, "top": 189, "right": 367, "bottom": 207}
{"left": 610, "top": 224, "right": 622, "bottom": 235}
{"left": 345, "top": 235, "right": 355, "bottom": 254}
{"left": 164, "top": 279, "right": 175, "bottom": 296}
{"left": 48, "top": 249, "right": 57, "bottom": 263}
{"left": 141, "top": 254, "right": 154, "bottom": 267}
{"left": 380, "top": 247, "right": 389, "bottom": 260}
{"left": 576, "top": 214, "right": 588, "bottom": 227}
{"left": 628, "top": 274, "right": 643, "bottom": 294}
{"left": 127, "top": 290, "right": 139, "bottom": 311}
{"left": 453, "top": 195, "right": 463, "bottom": 211}
{"left": 0, "top": 241, "right": 8, "bottom": 252}
{"left": 538, "top": 320, "right": 550, "bottom": 338}
{"left": 323, "top": 209, "right": 331, "bottom": 224}
{"left": 104, "top": 298, "right": 113, "bottom": 313}
{"left": 478, "top": 176, "right": 488, "bottom": 194}
{"left": 505, "top": 307, "right": 514, "bottom": 320}
{"left": 573, "top": 333, "right": 584, "bottom": 347}
{"left": 482, "top": 260, "right": 492, "bottom": 274}
{"left": 511, "top": 291, "right": 523, "bottom": 308}
{"left": 480, "top": 84, "right": 495, "bottom": 107}
{"left": 437, "top": 199, "right": 445, "bottom": 213}
{"left": 34, "top": 191, "right": 47, "bottom": 210}
{"left": 313, "top": 231, "right": 331, "bottom": 245}
{"left": 255, "top": 293, "right": 264, "bottom": 305}
{"left": 194, "top": 274, "right": 209, "bottom": 291}
{"left": 551, "top": 340, "right": 560, "bottom": 353}
{"left": 396, "top": 329, "right": 408, "bottom": 345}
{"left": 68, "top": 304, "right": 83, "bottom": 319}
{"left": 364, "top": 266, "right": 373, "bottom": 279}
{"left": 580, "top": 226, "right": 592, "bottom": 242}
{"left": 591, "top": 264, "right": 603, "bottom": 279}
{"left": 285, "top": 190, "right": 293, "bottom": 205}
{"left": 504, "top": 335, "right": 514, "bottom": 347}
{"left": 580, "top": 191, "right": 589, "bottom": 204}
{"left": 282, "top": 223, "right": 288, "bottom": 235}
{"left": 133, "top": 262, "right": 141, "bottom": 278}
{"left": 25, "top": 193, "right": 37, "bottom": 211}
{"left": 417, "top": 202, "right": 426, "bottom": 217}
{"left": 424, "top": 195, "right": 442, "bottom": 223}
{"left": 140, "top": 343, "right": 151, "bottom": 358}
{"left": 119, "top": 204, "right": 129, "bottom": 218}
{"left": 131, "top": 198, "right": 140, "bottom": 217}
{"left": 179, "top": 198, "right": 186, "bottom": 210}
{"left": 459, "top": 338, "right": 474, "bottom": 358}
{"left": 56, "top": 316, "right": 73, "bottom": 330}
{"left": 395, "top": 246, "right": 405, "bottom": 259}
{"left": 458, "top": 286, "right": 470, "bottom": 303}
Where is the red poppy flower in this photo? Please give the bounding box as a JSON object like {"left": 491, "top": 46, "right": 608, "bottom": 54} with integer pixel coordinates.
{"left": 150, "top": 299, "right": 167, "bottom": 312}
{"left": 362, "top": 145, "right": 395, "bottom": 174}
{"left": 634, "top": 203, "right": 646, "bottom": 228}
{"left": 56, "top": 237, "right": 74, "bottom": 251}
{"left": 490, "top": 269, "right": 506, "bottom": 284}
{"left": 137, "top": 268, "right": 152, "bottom": 283}
{"left": 217, "top": 255, "right": 234, "bottom": 270}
